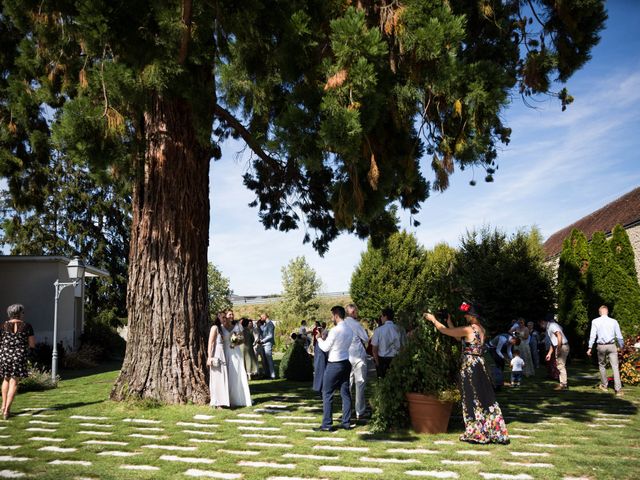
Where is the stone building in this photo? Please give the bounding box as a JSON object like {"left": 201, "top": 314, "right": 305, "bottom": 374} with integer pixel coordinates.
{"left": 543, "top": 186, "right": 640, "bottom": 283}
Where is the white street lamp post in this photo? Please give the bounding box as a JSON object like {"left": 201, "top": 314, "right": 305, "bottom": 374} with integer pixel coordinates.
{"left": 52, "top": 257, "right": 85, "bottom": 382}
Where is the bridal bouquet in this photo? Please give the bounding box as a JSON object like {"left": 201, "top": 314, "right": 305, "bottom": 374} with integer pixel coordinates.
{"left": 230, "top": 332, "right": 243, "bottom": 348}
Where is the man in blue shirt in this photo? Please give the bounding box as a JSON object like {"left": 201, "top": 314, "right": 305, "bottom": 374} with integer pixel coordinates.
{"left": 587, "top": 305, "right": 625, "bottom": 396}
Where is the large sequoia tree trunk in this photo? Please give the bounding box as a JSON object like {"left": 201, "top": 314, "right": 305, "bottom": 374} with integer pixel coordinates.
{"left": 111, "top": 94, "right": 210, "bottom": 404}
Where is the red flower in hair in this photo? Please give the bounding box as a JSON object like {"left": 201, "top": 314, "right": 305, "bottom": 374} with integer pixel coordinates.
{"left": 459, "top": 302, "right": 471, "bottom": 312}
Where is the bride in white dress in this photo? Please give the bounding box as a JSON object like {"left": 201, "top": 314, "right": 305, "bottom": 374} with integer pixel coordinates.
{"left": 207, "top": 317, "right": 229, "bottom": 408}
{"left": 221, "top": 311, "right": 252, "bottom": 407}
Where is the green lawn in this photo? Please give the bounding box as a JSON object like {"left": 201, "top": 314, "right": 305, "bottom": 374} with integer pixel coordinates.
{"left": 0, "top": 360, "right": 638, "bottom": 480}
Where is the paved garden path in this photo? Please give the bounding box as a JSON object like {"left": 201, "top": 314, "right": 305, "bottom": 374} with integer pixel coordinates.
{"left": 0, "top": 367, "right": 638, "bottom": 479}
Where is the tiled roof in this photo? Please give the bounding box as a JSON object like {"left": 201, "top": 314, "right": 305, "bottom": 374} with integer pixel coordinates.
{"left": 543, "top": 186, "right": 640, "bottom": 258}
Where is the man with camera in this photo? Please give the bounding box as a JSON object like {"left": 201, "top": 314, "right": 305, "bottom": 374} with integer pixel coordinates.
{"left": 315, "top": 306, "right": 354, "bottom": 432}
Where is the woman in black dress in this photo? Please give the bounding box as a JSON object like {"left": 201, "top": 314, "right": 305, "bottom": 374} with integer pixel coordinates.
{"left": 424, "top": 303, "right": 509, "bottom": 444}
{"left": 1, "top": 304, "right": 36, "bottom": 419}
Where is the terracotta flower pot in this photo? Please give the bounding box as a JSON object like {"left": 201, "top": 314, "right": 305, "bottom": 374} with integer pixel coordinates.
{"left": 405, "top": 392, "right": 453, "bottom": 434}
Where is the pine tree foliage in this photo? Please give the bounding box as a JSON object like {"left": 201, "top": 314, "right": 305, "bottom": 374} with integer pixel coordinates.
{"left": 557, "top": 229, "right": 590, "bottom": 349}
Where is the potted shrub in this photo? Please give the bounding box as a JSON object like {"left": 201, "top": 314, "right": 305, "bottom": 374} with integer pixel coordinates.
{"left": 370, "top": 314, "right": 460, "bottom": 434}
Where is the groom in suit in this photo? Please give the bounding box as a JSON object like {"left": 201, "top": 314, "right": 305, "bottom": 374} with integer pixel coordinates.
{"left": 260, "top": 313, "right": 276, "bottom": 379}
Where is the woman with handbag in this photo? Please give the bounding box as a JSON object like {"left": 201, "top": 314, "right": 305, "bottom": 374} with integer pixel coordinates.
{"left": 207, "top": 317, "right": 230, "bottom": 408}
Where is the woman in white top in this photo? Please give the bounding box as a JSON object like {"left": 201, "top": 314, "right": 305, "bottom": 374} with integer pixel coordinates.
{"left": 221, "top": 311, "right": 252, "bottom": 407}
{"left": 207, "top": 317, "right": 229, "bottom": 408}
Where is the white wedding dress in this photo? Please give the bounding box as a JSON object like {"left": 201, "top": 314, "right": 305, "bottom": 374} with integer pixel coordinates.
{"left": 222, "top": 324, "right": 252, "bottom": 407}
{"left": 209, "top": 326, "right": 229, "bottom": 407}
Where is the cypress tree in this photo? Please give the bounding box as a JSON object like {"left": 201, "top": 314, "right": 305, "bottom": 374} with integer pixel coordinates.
{"left": 557, "top": 229, "right": 590, "bottom": 350}
{"left": 587, "top": 227, "right": 640, "bottom": 337}
{"left": 610, "top": 224, "right": 638, "bottom": 280}
{"left": 606, "top": 226, "right": 640, "bottom": 336}
{"left": 350, "top": 231, "right": 428, "bottom": 326}
{"left": 587, "top": 231, "right": 614, "bottom": 317}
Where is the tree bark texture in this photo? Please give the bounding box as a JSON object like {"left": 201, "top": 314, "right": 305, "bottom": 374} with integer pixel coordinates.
{"left": 111, "top": 94, "right": 210, "bottom": 404}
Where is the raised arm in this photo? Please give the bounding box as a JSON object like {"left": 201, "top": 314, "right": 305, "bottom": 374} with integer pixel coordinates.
{"left": 423, "top": 313, "right": 472, "bottom": 340}
{"left": 317, "top": 327, "right": 335, "bottom": 353}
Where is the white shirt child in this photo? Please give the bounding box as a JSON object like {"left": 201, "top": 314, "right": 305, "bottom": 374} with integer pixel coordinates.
{"left": 510, "top": 356, "right": 525, "bottom": 372}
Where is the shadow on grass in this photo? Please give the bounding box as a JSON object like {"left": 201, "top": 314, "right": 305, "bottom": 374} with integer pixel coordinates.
{"left": 60, "top": 359, "right": 123, "bottom": 381}
{"left": 47, "top": 400, "right": 105, "bottom": 411}
{"left": 494, "top": 359, "right": 638, "bottom": 423}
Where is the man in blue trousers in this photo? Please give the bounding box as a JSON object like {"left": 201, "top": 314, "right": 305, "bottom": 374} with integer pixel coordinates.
{"left": 314, "top": 306, "right": 353, "bottom": 432}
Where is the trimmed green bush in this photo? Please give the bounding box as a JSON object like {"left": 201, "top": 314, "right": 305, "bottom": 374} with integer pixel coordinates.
{"left": 370, "top": 319, "right": 460, "bottom": 433}
{"left": 558, "top": 229, "right": 590, "bottom": 350}
{"left": 457, "top": 227, "right": 556, "bottom": 334}
{"left": 351, "top": 231, "right": 430, "bottom": 328}
{"left": 279, "top": 338, "right": 313, "bottom": 381}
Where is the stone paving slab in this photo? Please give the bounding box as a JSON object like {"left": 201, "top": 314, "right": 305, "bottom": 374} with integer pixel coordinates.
{"left": 120, "top": 465, "right": 160, "bottom": 471}
{"left": 0, "top": 470, "right": 25, "bottom": 478}
{"left": 405, "top": 472, "right": 459, "bottom": 478}
{"left": 184, "top": 469, "right": 242, "bottom": 479}
{"left": 319, "top": 466, "right": 383, "bottom": 474}
{"left": 159, "top": 455, "right": 215, "bottom": 464}
{"left": 238, "top": 461, "right": 296, "bottom": 469}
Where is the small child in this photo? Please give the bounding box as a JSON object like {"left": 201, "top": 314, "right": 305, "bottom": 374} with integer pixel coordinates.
{"left": 510, "top": 350, "right": 525, "bottom": 386}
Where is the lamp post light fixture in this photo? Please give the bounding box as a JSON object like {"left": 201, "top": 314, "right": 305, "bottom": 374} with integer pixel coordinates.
{"left": 52, "top": 257, "right": 86, "bottom": 382}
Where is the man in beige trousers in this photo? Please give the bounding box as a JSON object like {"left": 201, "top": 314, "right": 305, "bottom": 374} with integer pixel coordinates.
{"left": 539, "top": 315, "right": 570, "bottom": 390}
{"left": 587, "top": 305, "right": 625, "bottom": 397}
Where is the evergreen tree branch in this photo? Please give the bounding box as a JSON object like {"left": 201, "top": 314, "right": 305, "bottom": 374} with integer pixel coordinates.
{"left": 213, "top": 103, "right": 282, "bottom": 168}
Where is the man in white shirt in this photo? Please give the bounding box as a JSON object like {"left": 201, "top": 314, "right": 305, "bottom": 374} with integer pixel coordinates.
{"left": 344, "top": 303, "right": 369, "bottom": 421}
{"left": 315, "top": 306, "right": 354, "bottom": 431}
{"left": 539, "top": 315, "right": 570, "bottom": 390}
{"left": 587, "top": 305, "right": 625, "bottom": 396}
{"left": 371, "top": 307, "right": 404, "bottom": 378}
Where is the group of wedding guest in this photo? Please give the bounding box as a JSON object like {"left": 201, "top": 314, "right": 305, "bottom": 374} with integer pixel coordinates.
{"left": 207, "top": 310, "right": 276, "bottom": 408}
{"left": 312, "top": 304, "right": 407, "bottom": 430}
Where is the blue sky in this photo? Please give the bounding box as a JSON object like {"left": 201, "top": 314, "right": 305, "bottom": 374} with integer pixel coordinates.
{"left": 210, "top": 1, "right": 640, "bottom": 295}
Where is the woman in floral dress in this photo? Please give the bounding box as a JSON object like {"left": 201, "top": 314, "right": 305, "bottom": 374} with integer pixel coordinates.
{"left": 424, "top": 303, "right": 509, "bottom": 444}
{"left": 1, "top": 304, "right": 36, "bottom": 419}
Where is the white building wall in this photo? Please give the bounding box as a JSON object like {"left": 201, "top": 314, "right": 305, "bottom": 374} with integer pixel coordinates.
{"left": 0, "top": 259, "right": 78, "bottom": 349}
